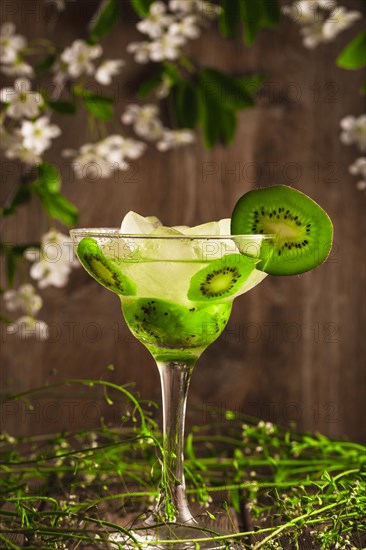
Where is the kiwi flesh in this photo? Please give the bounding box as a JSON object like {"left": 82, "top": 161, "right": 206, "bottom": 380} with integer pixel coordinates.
{"left": 231, "top": 185, "right": 333, "bottom": 276}
{"left": 77, "top": 237, "right": 136, "bottom": 295}
{"left": 122, "top": 297, "right": 232, "bottom": 349}
{"left": 188, "top": 254, "right": 258, "bottom": 302}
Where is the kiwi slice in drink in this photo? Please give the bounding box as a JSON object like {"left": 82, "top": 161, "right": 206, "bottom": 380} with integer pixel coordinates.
{"left": 188, "top": 254, "right": 258, "bottom": 302}
{"left": 77, "top": 238, "right": 136, "bottom": 295}
{"left": 122, "top": 297, "right": 231, "bottom": 348}
{"left": 231, "top": 185, "right": 333, "bottom": 275}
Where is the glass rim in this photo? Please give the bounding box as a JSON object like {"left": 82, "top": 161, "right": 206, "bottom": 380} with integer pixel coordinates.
{"left": 70, "top": 228, "right": 275, "bottom": 240}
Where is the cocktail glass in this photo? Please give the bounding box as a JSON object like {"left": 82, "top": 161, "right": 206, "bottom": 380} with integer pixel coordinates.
{"left": 70, "top": 230, "right": 273, "bottom": 549}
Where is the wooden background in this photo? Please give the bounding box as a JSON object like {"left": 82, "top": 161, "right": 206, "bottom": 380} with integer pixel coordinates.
{"left": 1, "top": 0, "right": 365, "bottom": 443}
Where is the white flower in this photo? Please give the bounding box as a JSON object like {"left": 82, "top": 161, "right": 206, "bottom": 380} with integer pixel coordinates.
{"left": 60, "top": 39, "right": 102, "bottom": 79}
{"left": 64, "top": 143, "right": 116, "bottom": 179}
{"left": 349, "top": 156, "right": 366, "bottom": 178}
{"left": 0, "top": 22, "right": 26, "bottom": 64}
{"left": 356, "top": 180, "right": 366, "bottom": 191}
{"left": 127, "top": 41, "right": 151, "bottom": 64}
{"left": 7, "top": 316, "right": 49, "bottom": 341}
{"left": 121, "top": 104, "right": 163, "bottom": 140}
{"left": 169, "top": 15, "right": 201, "bottom": 39}
{"left": 97, "top": 135, "right": 146, "bottom": 162}
{"left": 169, "top": 0, "right": 198, "bottom": 13}
{"left": 169, "top": 0, "right": 221, "bottom": 19}
{"left": 300, "top": 22, "right": 326, "bottom": 48}
{"left": 49, "top": 0, "right": 66, "bottom": 9}
{"left": 316, "top": 0, "right": 337, "bottom": 8}
{"left": 136, "top": 1, "right": 173, "bottom": 39}
{"left": 52, "top": 61, "right": 69, "bottom": 89}
{"left": 30, "top": 259, "right": 71, "bottom": 288}
{"left": 4, "top": 116, "right": 60, "bottom": 165}
{"left": 3, "top": 284, "right": 43, "bottom": 316}
{"left": 0, "top": 78, "right": 44, "bottom": 119}
{"left": 1, "top": 58, "right": 34, "bottom": 77}
{"left": 25, "top": 230, "right": 77, "bottom": 289}
{"left": 95, "top": 135, "right": 126, "bottom": 164}
{"left": 322, "top": 7, "right": 362, "bottom": 41}
{"left": 19, "top": 116, "right": 61, "bottom": 154}
{"left": 156, "top": 129, "right": 195, "bottom": 151}
{"left": 104, "top": 136, "right": 146, "bottom": 160}
{"left": 95, "top": 59, "right": 124, "bottom": 85}
{"left": 349, "top": 157, "right": 366, "bottom": 191}
{"left": 340, "top": 115, "right": 366, "bottom": 152}
{"left": 63, "top": 135, "right": 145, "bottom": 180}
{"left": 282, "top": 1, "right": 336, "bottom": 25}
{"left": 3, "top": 283, "right": 48, "bottom": 341}
{"left": 119, "top": 137, "right": 146, "bottom": 159}
{"left": 149, "top": 33, "right": 186, "bottom": 61}
{"left": 156, "top": 74, "right": 173, "bottom": 98}
{"left": 5, "top": 141, "right": 43, "bottom": 165}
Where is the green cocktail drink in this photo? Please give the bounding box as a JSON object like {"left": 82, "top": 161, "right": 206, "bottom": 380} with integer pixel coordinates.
{"left": 117, "top": 240, "right": 267, "bottom": 364}
{"left": 70, "top": 227, "right": 271, "bottom": 549}
{"left": 70, "top": 187, "right": 333, "bottom": 548}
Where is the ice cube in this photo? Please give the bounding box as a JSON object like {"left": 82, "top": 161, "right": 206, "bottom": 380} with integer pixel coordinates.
{"left": 218, "top": 218, "right": 231, "bottom": 235}
{"left": 148, "top": 226, "right": 199, "bottom": 260}
{"left": 184, "top": 222, "right": 220, "bottom": 236}
{"left": 125, "top": 225, "right": 201, "bottom": 299}
{"left": 151, "top": 226, "right": 183, "bottom": 236}
{"left": 120, "top": 211, "right": 162, "bottom": 235}
{"left": 145, "top": 216, "right": 162, "bottom": 229}
{"left": 173, "top": 225, "right": 190, "bottom": 232}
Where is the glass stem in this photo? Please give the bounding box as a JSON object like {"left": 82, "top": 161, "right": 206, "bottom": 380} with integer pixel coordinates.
{"left": 153, "top": 361, "right": 196, "bottom": 524}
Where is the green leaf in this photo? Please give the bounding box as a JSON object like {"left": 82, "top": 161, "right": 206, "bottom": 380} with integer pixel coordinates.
{"left": 337, "top": 31, "right": 366, "bottom": 70}
{"left": 198, "top": 83, "right": 237, "bottom": 149}
{"left": 130, "top": 0, "right": 154, "bottom": 17}
{"left": 219, "top": 0, "right": 241, "bottom": 38}
{"left": 261, "top": 0, "right": 280, "bottom": 27}
{"left": 82, "top": 94, "right": 114, "bottom": 121}
{"left": 236, "top": 73, "right": 266, "bottom": 97}
{"left": 89, "top": 0, "right": 119, "bottom": 41}
{"left": 33, "top": 178, "right": 78, "bottom": 225}
{"left": 176, "top": 81, "right": 200, "bottom": 129}
{"left": 35, "top": 186, "right": 78, "bottom": 226}
{"left": 137, "top": 64, "right": 181, "bottom": 99}
{"left": 137, "top": 70, "right": 164, "bottom": 98}
{"left": 200, "top": 68, "right": 254, "bottom": 111}
{"left": 240, "top": 0, "right": 280, "bottom": 45}
{"left": 36, "top": 54, "right": 56, "bottom": 75}
{"left": 0, "top": 240, "right": 35, "bottom": 287}
{"left": 48, "top": 100, "right": 76, "bottom": 115}
{"left": 6, "top": 253, "right": 17, "bottom": 287}
{"left": 0, "top": 314, "right": 12, "bottom": 324}
{"left": 38, "top": 162, "right": 61, "bottom": 193}
{"left": 240, "top": 0, "right": 261, "bottom": 45}
{"left": 2, "top": 185, "right": 32, "bottom": 217}
{"left": 163, "top": 62, "right": 182, "bottom": 84}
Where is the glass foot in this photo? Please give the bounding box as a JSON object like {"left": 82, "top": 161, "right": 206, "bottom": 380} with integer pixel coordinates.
{"left": 109, "top": 515, "right": 239, "bottom": 549}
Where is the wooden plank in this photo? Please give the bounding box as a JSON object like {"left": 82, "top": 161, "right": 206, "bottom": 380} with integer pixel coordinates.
{"left": 0, "top": 0, "right": 365, "bottom": 445}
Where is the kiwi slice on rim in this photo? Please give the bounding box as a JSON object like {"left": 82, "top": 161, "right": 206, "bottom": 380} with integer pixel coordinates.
{"left": 188, "top": 254, "right": 258, "bottom": 302}
{"left": 231, "top": 185, "right": 333, "bottom": 275}
{"left": 77, "top": 237, "right": 136, "bottom": 295}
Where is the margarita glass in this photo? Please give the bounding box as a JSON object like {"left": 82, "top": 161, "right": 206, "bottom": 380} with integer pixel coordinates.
{"left": 70, "top": 229, "right": 273, "bottom": 549}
